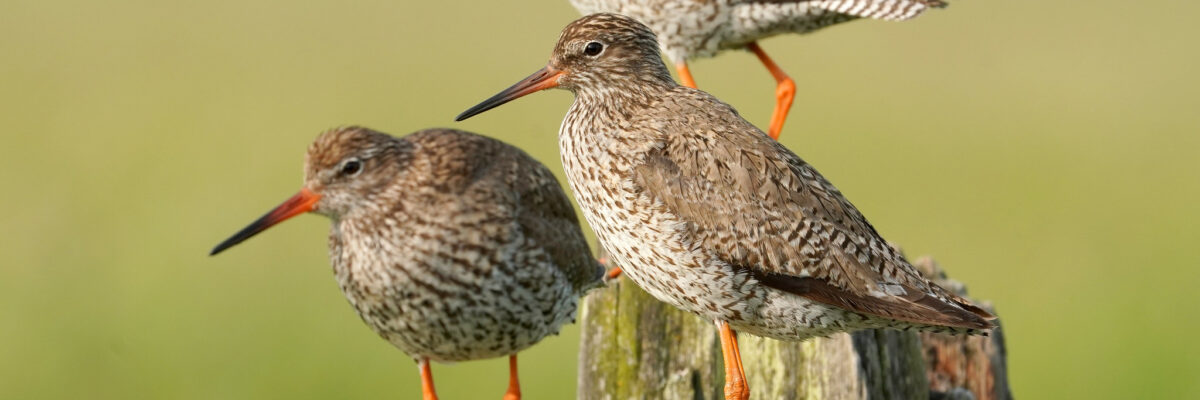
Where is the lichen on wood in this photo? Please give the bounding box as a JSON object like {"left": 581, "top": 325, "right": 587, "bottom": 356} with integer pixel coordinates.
{"left": 577, "top": 253, "right": 1010, "bottom": 400}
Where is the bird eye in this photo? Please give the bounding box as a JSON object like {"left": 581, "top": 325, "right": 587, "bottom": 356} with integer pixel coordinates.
{"left": 340, "top": 159, "right": 362, "bottom": 176}
{"left": 584, "top": 41, "right": 603, "bottom": 56}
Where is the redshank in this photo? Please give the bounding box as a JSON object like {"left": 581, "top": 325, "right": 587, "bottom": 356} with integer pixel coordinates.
{"left": 210, "top": 127, "right": 604, "bottom": 400}
{"left": 456, "top": 13, "right": 993, "bottom": 400}
{"left": 569, "top": 0, "right": 947, "bottom": 140}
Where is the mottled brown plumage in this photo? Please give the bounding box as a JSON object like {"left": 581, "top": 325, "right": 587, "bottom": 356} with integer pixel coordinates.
{"left": 457, "top": 13, "right": 992, "bottom": 400}
{"left": 571, "top": 0, "right": 946, "bottom": 62}
{"left": 569, "top": 0, "right": 947, "bottom": 139}
{"left": 211, "top": 127, "right": 604, "bottom": 400}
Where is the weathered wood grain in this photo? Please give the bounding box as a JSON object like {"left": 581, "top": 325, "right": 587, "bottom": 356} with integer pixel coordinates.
{"left": 578, "top": 254, "right": 1010, "bottom": 400}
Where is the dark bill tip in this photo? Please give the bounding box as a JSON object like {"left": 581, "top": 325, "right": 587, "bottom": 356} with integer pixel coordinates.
{"left": 455, "top": 66, "right": 563, "bottom": 121}
{"left": 210, "top": 188, "right": 321, "bottom": 256}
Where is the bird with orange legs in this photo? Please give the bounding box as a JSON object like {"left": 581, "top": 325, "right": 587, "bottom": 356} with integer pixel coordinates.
{"left": 457, "top": 14, "right": 993, "bottom": 400}
{"left": 570, "top": 0, "right": 948, "bottom": 140}
{"left": 211, "top": 127, "right": 604, "bottom": 400}
{"left": 571, "top": 0, "right": 948, "bottom": 280}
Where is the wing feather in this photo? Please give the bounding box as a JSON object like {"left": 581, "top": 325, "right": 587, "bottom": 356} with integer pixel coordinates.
{"left": 629, "top": 90, "right": 993, "bottom": 329}
{"left": 742, "top": 0, "right": 947, "bottom": 21}
{"left": 438, "top": 130, "right": 605, "bottom": 293}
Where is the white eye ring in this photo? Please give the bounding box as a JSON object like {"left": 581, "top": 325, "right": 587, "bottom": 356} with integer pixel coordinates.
{"left": 340, "top": 158, "right": 363, "bottom": 176}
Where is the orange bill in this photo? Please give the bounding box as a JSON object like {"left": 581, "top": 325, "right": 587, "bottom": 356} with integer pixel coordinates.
{"left": 210, "top": 188, "right": 321, "bottom": 255}
{"left": 456, "top": 66, "right": 564, "bottom": 121}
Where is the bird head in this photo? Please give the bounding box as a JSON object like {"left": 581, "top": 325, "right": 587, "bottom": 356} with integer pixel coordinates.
{"left": 210, "top": 126, "right": 410, "bottom": 255}
{"left": 456, "top": 13, "right": 673, "bottom": 121}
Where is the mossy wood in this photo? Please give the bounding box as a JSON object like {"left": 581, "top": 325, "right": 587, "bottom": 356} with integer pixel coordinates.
{"left": 578, "top": 255, "right": 1011, "bottom": 400}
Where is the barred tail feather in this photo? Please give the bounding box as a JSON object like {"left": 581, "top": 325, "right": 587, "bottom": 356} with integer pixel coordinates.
{"left": 810, "top": 0, "right": 947, "bottom": 21}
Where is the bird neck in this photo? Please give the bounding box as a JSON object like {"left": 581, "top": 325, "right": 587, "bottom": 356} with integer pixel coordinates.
{"left": 573, "top": 78, "right": 673, "bottom": 118}
{"left": 559, "top": 83, "right": 670, "bottom": 177}
{"left": 559, "top": 66, "right": 677, "bottom": 160}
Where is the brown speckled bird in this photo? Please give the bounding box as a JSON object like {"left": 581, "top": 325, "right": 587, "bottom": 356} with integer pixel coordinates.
{"left": 210, "top": 127, "right": 604, "bottom": 400}
{"left": 457, "top": 14, "right": 992, "bottom": 400}
{"left": 570, "top": 0, "right": 947, "bottom": 140}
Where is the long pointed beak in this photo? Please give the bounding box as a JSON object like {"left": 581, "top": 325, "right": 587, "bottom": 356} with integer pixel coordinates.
{"left": 210, "top": 188, "right": 322, "bottom": 256}
{"left": 456, "top": 66, "right": 564, "bottom": 121}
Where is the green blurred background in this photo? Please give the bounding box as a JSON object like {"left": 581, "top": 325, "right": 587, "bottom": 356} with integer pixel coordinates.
{"left": 2, "top": 0, "right": 1197, "bottom": 398}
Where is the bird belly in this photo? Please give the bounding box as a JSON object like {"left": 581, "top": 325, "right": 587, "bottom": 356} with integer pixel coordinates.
{"left": 732, "top": 289, "right": 879, "bottom": 340}
{"left": 565, "top": 170, "right": 759, "bottom": 325}
{"left": 563, "top": 161, "right": 891, "bottom": 341}
{"left": 717, "top": 3, "right": 858, "bottom": 52}
{"left": 333, "top": 252, "right": 577, "bottom": 363}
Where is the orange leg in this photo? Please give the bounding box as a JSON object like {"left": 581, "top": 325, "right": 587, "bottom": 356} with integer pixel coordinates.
{"left": 675, "top": 62, "right": 698, "bottom": 88}
{"left": 599, "top": 255, "right": 623, "bottom": 281}
{"left": 503, "top": 354, "right": 521, "bottom": 400}
{"left": 419, "top": 358, "right": 439, "bottom": 400}
{"left": 730, "top": 329, "right": 745, "bottom": 391}
{"left": 716, "top": 320, "right": 750, "bottom": 400}
{"left": 746, "top": 42, "right": 795, "bottom": 141}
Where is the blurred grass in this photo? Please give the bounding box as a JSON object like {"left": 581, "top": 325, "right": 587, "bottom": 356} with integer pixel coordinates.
{"left": 1, "top": 0, "right": 1197, "bottom": 398}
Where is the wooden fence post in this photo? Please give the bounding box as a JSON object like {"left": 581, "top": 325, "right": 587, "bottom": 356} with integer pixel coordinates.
{"left": 577, "top": 253, "right": 1011, "bottom": 400}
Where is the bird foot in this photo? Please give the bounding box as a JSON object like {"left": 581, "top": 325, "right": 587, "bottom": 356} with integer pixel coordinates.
{"left": 723, "top": 381, "right": 750, "bottom": 400}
